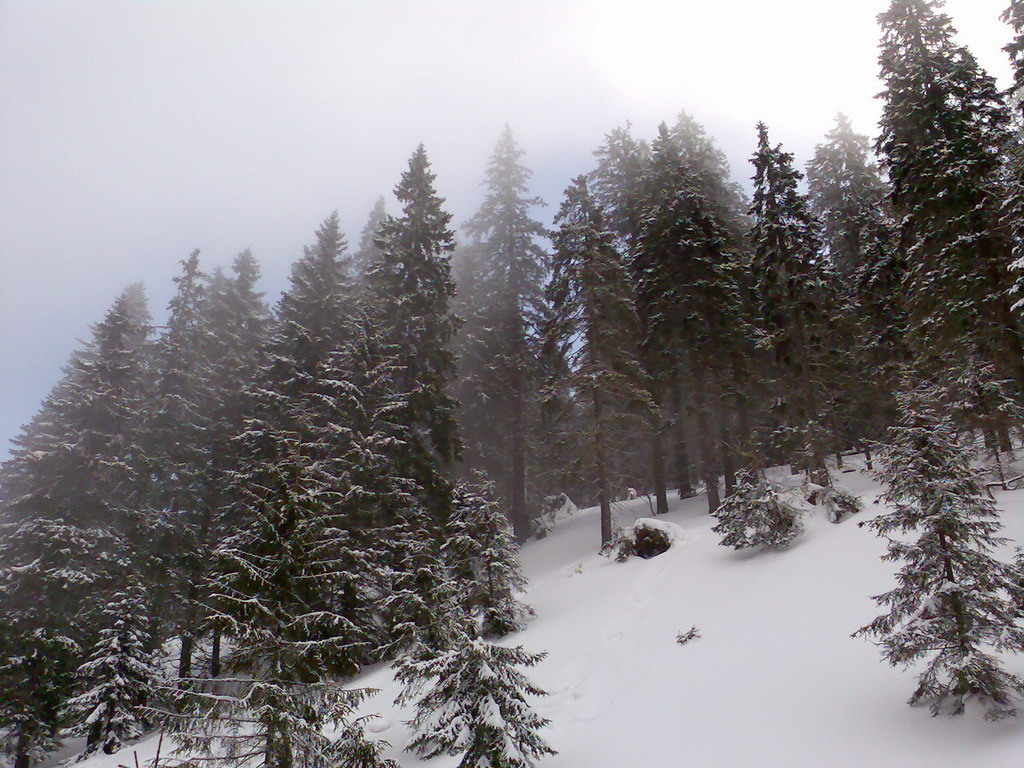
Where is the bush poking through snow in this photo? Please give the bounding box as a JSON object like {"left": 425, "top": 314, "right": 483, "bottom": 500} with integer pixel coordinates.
{"left": 711, "top": 471, "right": 803, "bottom": 551}
{"left": 676, "top": 626, "right": 702, "bottom": 645}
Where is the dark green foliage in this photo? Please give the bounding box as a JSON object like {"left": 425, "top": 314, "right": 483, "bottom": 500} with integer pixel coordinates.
{"left": 877, "top": 0, "right": 1024, "bottom": 389}
{"left": 367, "top": 145, "right": 461, "bottom": 519}
{"left": 455, "top": 127, "right": 549, "bottom": 540}
{"left": 855, "top": 387, "right": 1024, "bottom": 720}
{"left": 749, "top": 123, "right": 834, "bottom": 483}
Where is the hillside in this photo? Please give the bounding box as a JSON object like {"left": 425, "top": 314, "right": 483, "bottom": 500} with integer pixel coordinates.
{"left": 68, "top": 460, "right": 1024, "bottom": 768}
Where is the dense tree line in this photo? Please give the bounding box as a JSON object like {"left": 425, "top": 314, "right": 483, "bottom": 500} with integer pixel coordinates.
{"left": 3, "top": 1, "right": 1024, "bottom": 763}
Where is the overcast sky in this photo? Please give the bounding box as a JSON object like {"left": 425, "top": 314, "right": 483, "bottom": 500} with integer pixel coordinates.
{"left": 0, "top": 0, "right": 1014, "bottom": 457}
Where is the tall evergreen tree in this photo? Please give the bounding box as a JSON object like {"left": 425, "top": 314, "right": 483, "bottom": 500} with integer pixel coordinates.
{"left": 855, "top": 387, "right": 1024, "bottom": 720}
{"left": 350, "top": 197, "right": 388, "bottom": 287}
{"left": 158, "top": 452, "right": 392, "bottom": 768}
{"left": 457, "top": 127, "right": 549, "bottom": 539}
{"left": 443, "top": 477, "right": 531, "bottom": 637}
{"left": 749, "top": 123, "right": 834, "bottom": 484}
{"left": 548, "top": 176, "right": 648, "bottom": 548}
{"left": 366, "top": 145, "right": 461, "bottom": 520}
{"left": 877, "top": 0, "right": 1024, "bottom": 390}
{"left": 0, "top": 285, "right": 152, "bottom": 767}
{"left": 633, "top": 122, "right": 746, "bottom": 513}
{"left": 61, "top": 580, "right": 159, "bottom": 759}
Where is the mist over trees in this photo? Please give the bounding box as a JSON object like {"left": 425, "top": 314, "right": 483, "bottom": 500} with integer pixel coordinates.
{"left": 4, "top": 1, "right": 1024, "bottom": 765}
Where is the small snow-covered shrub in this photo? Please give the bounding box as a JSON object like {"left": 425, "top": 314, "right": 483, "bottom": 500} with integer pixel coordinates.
{"left": 610, "top": 518, "right": 683, "bottom": 561}
{"left": 711, "top": 471, "right": 802, "bottom": 551}
{"left": 819, "top": 485, "right": 862, "bottom": 523}
{"left": 534, "top": 493, "right": 578, "bottom": 538}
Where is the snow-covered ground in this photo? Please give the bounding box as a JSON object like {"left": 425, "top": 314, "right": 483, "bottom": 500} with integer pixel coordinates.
{"left": 69, "top": 459, "right": 1024, "bottom": 768}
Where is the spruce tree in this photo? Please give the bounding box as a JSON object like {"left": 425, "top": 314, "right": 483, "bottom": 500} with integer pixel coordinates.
{"left": 855, "top": 387, "right": 1024, "bottom": 720}
{"left": 158, "top": 452, "right": 391, "bottom": 767}
{"left": 444, "top": 477, "right": 531, "bottom": 637}
{"left": 396, "top": 633, "right": 555, "bottom": 768}
{"left": 366, "top": 145, "right": 461, "bottom": 520}
{"left": 749, "top": 123, "right": 834, "bottom": 484}
{"left": 877, "top": 0, "right": 1024, "bottom": 390}
{"left": 548, "top": 176, "right": 648, "bottom": 548}
{"left": 0, "top": 286, "right": 151, "bottom": 767}
{"left": 62, "top": 581, "right": 159, "bottom": 759}
{"left": 457, "top": 127, "right": 548, "bottom": 540}
{"left": 350, "top": 196, "right": 388, "bottom": 287}
{"left": 634, "top": 122, "right": 746, "bottom": 514}
{"left": 710, "top": 470, "right": 802, "bottom": 551}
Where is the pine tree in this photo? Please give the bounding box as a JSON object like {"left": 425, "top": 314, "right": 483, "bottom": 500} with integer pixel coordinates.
{"left": 806, "top": 113, "right": 891, "bottom": 278}
{"left": 855, "top": 387, "right": 1024, "bottom": 720}
{"left": 749, "top": 123, "right": 834, "bottom": 484}
{"left": 1003, "top": 1, "right": 1024, "bottom": 107}
{"left": 444, "top": 477, "right": 531, "bottom": 637}
{"left": 457, "top": 127, "right": 549, "bottom": 540}
{"left": 877, "top": 0, "right": 1024, "bottom": 390}
{"left": 350, "top": 196, "right": 388, "bottom": 286}
{"left": 710, "top": 470, "right": 802, "bottom": 551}
{"left": 0, "top": 286, "right": 151, "bottom": 767}
{"left": 396, "top": 634, "right": 555, "bottom": 768}
{"left": 264, "top": 211, "right": 354, "bottom": 401}
{"left": 634, "top": 122, "right": 746, "bottom": 514}
{"left": 62, "top": 581, "right": 159, "bottom": 759}
{"left": 366, "top": 145, "right": 461, "bottom": 520}
{"left": 548, "top": 176, "right": 648, "bottom": 548}
{"left": 142, "top": 252, "right": 218, "bottom": 675}
{"left": 157, "top": 453, "right": 391, "bottom": 767}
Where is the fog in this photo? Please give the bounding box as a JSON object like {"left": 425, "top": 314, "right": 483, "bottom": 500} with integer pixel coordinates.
{"left": 0, "top": 0, "right": 1012, "bottom": 456}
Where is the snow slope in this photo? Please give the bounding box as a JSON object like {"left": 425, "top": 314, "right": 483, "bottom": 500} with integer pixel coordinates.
{"left": 70, "top": 460, "right": 1024, "bottom": 768}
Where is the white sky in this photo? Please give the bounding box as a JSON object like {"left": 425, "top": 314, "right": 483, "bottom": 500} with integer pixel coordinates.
{"left": 0, "top": 0, "right": 1014, "bottom": 455}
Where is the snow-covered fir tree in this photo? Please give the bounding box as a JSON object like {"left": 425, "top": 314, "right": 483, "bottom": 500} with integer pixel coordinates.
{"left": 396, "top": 627, "right": 555, "bottom": 768}
{"left": 548, "top": 175, "right": 648, "bottom": 548}
{"left": 158, "top": 452, "right": 391, "bottom": 767}
{"left": 710, "top": 469, "right": 803, "bottom": 551}
{"left": 456, "top": 127, "right": 549, "bottom": 541}
{"left": 366, "top": 145, "right": 462, "bottom": 522}
{"left": 877, "top": 0, "right": 1024, "bottom": 390}
{"left": 444, "top": 477, "right": 531, "bottom": 637}
{"left": 749, "top": 122, "right": 835, "bottom": 485}
{"left": 855, "top": 387, "right": 1024, "bottom": 720}
{"left": 61, "top": 580, "right": 159, "bottom": 759}
{"left": 0, "top": 285, "right": 151, "bottom": 768}
{"left": 350, "top": 196, "right": 388, "bottom": 288}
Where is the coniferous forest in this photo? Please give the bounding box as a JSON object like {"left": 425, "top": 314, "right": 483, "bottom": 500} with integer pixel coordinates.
{"left": 3, "top": 2, "right": 1024, "bottom": 766}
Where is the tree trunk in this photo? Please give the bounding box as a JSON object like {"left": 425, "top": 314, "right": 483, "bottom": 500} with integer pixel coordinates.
{"left": 593, "top": 383, "right": 613, "bottom": 548}
{"left": 509, "top": 374, "right": 530, "bottom": 542}
{"left": 719, "top": 411, "right": 736, "bottom": 497}
{"left": 692, "top": 367, "right": 720, "bottom": 513}
{"left": 13, "top": 729, "right": 30, "bottom": 768}
{"left": 211, "top": 628, "right": 222, "bottom": 678}
{"left": 650, "top": 387, "right": 669, "bottom": 515}
{"left": 178, "top": 632, "right": 194, "bottom": 679}
{"left": 669, "top": 380, "right": 693, "bottom": 497}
